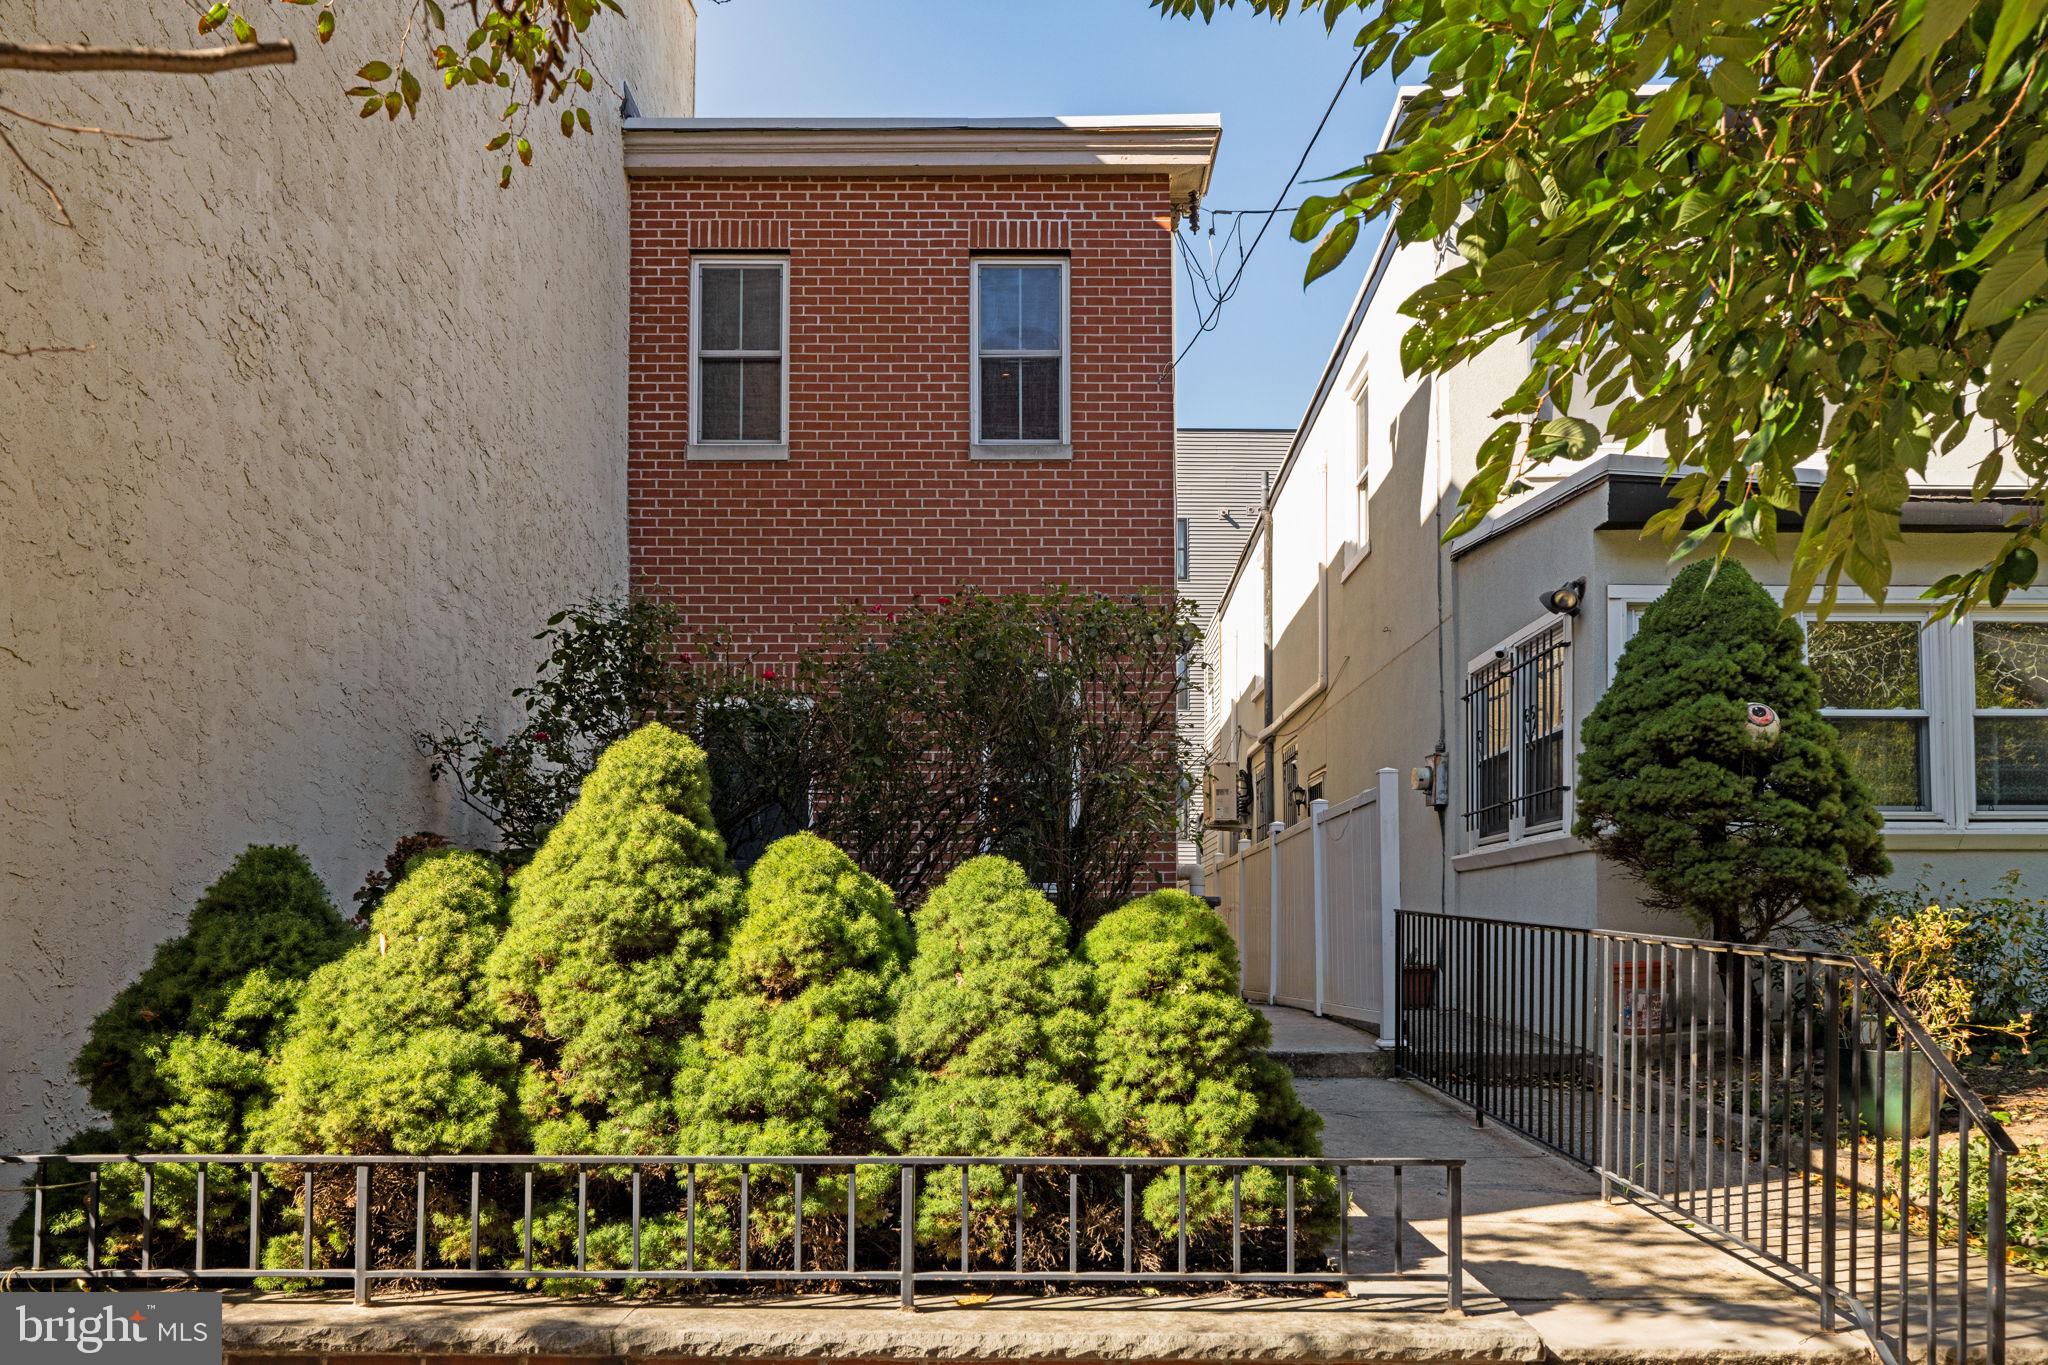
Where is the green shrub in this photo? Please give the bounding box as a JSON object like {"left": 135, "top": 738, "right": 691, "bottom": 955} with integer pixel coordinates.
{"left": 74, "top": 844, "right": 355, "bottom": 1151}
{"left": 1084, "top": 890, "right": 1325, "bottom": 1234}
{"left": 679, "top": 833, "right": 909, "bottom": 1156}
{"left": 13, "top": 846, "right": 354, "bottom": 1268}
{"left": 417, "top": 597, "right": 687, "bottom": 861}
{"left": 486, "top": 722, "right": 740, "bottom": 1154}
{"left": 262, "top": 849, "right": 521, "bottom": 1155}
{"left": 1859, "top": 869, "right": 2048, "bottom": 1027}
{"left": 675, "top": 833, "right": 911, "bottom": 1259}
{"left": 876, "top": 856, "right": 1097, "bottom": 1250}
{"left": 1574, "top": 560, "right": 1889, "bottom": 943}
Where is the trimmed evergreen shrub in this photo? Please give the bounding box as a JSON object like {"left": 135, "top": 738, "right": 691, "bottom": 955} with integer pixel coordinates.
{"left": 1083, "top": 890, "right": 1326, "bottom": 1235}
{"left": 486, "top": 722, "right": 741, "bottom": 1155}
{"left": 261, "top": 849, "right": 520, "bottom": 1155}
{"left": 876, "top": 856, "right": 1097, "bottom": 1250}
{"left": 75, "top": 844, "right": 355, "bottom": 1152}
{"left": 1575, "top": 560, "right": 1890, "bottom": 943}
{"left": 12, "top": 846, "right": 354, "bottom": 1269}
{"left": 679, "top": 833, "right": 909, "bottom": 1156}
{"left": 675, "top": 833, "right": 911, "bottom": 1259}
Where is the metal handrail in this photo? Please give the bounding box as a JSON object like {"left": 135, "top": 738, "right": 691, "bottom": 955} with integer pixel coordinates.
{"left": 1395, "top": 909, "right": 2015, "bottom": 1365}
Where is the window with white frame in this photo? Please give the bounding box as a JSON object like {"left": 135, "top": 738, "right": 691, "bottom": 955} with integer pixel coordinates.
{"left": 1806, "top": 617, "right": 1933, "bottom": 812}
{"left": 1464, "top": 618, "right": 1570, "bottom": 842}
{"left": 1175, "top": 518, "right": 1191, "bottom": 581}
{"left": 1352, "top": 384, "right": 1371, "bottom": 554}
{"left": 691, "top": 258, "right": 787, "bottom": 450}
{"left": 1972, "top": 619, "right": 2048, "bottom": 812}
{"left": 1615, "top": 593, "right": 2048, "bottom": 827}
{"left": 972, "top": 260, "right": 1067, "bottom": 446}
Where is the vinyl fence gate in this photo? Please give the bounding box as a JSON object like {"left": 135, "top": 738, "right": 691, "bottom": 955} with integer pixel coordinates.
{"left": 1202, "top": 768, "right": 1401, "bottom": 1033}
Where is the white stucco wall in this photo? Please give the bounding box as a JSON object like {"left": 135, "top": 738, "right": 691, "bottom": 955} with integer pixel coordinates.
{"left": 0, "top": 0, "right": 696, "bottom": 1157}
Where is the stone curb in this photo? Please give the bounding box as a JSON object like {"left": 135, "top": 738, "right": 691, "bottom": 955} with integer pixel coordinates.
{"left": 222, "top": 1291, "right": 1544, "bottom": 1362}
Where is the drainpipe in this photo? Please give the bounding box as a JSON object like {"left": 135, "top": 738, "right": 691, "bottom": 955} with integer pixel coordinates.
{"left": 1261, "top": 486, "right": 1276, "bottom": 820}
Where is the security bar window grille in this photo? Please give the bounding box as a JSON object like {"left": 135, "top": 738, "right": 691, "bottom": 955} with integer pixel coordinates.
{"left": 1463, "top": 621, "right": 1567, "bottom": 840}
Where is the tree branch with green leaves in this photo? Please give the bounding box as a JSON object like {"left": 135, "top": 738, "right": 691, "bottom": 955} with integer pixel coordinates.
{"left": 1159, "top": 0, "right": 2048, "bottom": 617}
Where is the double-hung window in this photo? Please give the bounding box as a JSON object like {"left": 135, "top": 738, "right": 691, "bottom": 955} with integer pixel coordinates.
{"left": 691, "top": 257, "right": 787, "bottom": 457}
{"left": 972, "top": 259, "right": 1068, "bottom": 452}
{"left": 1806, "top": 618, "right": 1934, "bottom": 813}
{"left": 1464, "top": 618, "right": 1571, "bottom": 843}
{"left": 1972, "top": 619, "right": 2048, "bottom": 812}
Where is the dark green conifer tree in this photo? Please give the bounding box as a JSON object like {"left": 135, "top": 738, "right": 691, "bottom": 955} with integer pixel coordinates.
{"left": 1575, "top": 559, "right": 1889, "bottom": 943}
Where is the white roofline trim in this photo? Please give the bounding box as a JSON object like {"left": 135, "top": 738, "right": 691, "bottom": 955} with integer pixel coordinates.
{"left": 623, "top": 116, "right": 1222, "bottom": 202}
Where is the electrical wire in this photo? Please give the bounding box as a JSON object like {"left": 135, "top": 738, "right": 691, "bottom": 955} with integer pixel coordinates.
{"left": 1170, "top": 45, "right": 1366, "bottom": 370}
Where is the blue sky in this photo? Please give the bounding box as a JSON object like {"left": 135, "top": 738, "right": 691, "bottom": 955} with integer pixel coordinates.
{"left": 694, "top": 0, "right": 1399, "bottom": 430}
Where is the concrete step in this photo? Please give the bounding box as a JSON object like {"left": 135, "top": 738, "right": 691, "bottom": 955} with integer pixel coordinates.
{"left": 1258, "top": 1004, "right": 1393, "bottom": 1078}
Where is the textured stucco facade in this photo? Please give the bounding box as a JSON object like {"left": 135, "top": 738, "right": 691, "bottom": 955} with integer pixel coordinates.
{"left": 0, "top": 0, "right": 696, "bottom": 1159}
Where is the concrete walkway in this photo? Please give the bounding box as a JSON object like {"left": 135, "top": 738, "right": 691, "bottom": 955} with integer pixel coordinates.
{"left": 1306, "top": 1076, "right": 1868, "bottom": 1362}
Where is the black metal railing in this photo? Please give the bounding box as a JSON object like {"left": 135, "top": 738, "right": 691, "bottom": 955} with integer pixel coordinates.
{"left": 1395, "top": 910, "right": 2015, "bottom": 1365}
{"left": 2, "top": 1152, "right": 1465, "bottom": 1312}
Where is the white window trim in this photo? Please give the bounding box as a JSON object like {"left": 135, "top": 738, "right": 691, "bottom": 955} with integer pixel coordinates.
{"left": 689, "top": 256, "right": 790, "bottom": 461}
{"left": 969, "top": 256, "right": 1071, "bottom": 460}
{"left": 1175, "top": 517, "right": 1191, "bottom": 582}
{"left": 1605, "top": 584, "right": 2048, "bottom": 838}
{"left": 1462, "top": 613, "right": 1576, "bottom": 850}
{"left": 1342, "top": 353, "right": 1371, "bottom": 580}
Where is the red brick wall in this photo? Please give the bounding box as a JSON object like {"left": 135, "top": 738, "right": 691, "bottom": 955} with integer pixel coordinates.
{"left": 627, "top": 174, "right": 1177, "bottom": 661}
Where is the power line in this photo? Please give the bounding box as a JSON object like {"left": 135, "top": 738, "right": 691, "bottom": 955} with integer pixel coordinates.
{"left": 1170, "top": 46, "right": 1366, "bottom": 370}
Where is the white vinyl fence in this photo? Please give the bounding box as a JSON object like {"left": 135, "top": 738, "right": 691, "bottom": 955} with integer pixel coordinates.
{"left": 1202, "top": 769, "right": 1401, "bottom": 1032}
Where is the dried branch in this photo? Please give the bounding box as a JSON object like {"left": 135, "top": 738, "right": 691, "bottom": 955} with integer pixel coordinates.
{"left": 0, "top": 102, "right": 170, "bottom": 142}
{"left": 1, "top": 340, "right": 95, "bottom": 358}
{"left": 0, "top": 120, "right": 70, "bottom": 225}
{"left": 0, "top": 40, "right": 295, "bottom": 75}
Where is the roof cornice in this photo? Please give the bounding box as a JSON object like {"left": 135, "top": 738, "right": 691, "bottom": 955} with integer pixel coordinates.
{"left": 622, "top": 116, "right": 1222, "bottom": 203}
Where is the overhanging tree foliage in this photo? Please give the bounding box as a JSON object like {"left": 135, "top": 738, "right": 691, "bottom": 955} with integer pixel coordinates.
{"left": 1161, "top": 0, "right": 2048, "bottom": 617}
{"left": 1575, "top": 560, "right": 1890, "bottom": 942}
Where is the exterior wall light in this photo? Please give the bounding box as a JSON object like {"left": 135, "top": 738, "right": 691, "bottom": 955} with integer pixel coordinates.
{"left": 1540, "top": 577, "right": 1587, "bottom": 617}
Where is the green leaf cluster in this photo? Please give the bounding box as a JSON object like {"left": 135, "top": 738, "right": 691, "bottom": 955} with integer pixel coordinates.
{"left": 261, "top": 849, "right": 521, "bottom": 1155}
{"left": 1083, "top": 890, "right": 1326, "bottom": 1234}
{"left": 1159, "top": 0, "right": 2048, "bottom": 618}
{"left": 485, "top": 721, "right": 741, "bottom": 1153}
{"left": 1574, "top": 561, "right": 1890, "bottom": 941}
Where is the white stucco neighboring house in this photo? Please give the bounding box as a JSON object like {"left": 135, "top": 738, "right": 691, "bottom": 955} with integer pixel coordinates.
{"left": 1200, "top": 93, "right": 2047, "bottom": 1035}
{"left": 0, "top": 3, "right": 698, "bottom": 1162}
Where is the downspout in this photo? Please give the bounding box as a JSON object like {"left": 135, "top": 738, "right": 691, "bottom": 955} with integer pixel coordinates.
{"left": 1261, "top": 490, "right": 1276, "bottom": 808}
{"left": 1433, "top": 375, "right": 1454, "bottom": 917}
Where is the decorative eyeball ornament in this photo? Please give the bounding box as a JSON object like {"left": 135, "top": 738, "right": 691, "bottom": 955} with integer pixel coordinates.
{"left": 1743, "top": 702, "right": 1782, "bottom": 748}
